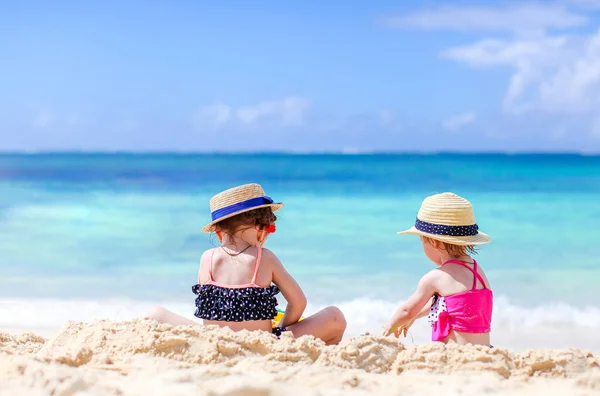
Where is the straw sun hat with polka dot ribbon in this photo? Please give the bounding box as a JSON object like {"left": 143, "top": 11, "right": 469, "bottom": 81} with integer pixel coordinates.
{"left": 201, "top": 183, "right": 283, "bottom": 233}
{"left": 398, "top": 192, "right": 491, "bottom": 246}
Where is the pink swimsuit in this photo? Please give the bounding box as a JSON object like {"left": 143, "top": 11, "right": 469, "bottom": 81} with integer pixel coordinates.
{"left": 428, "top": 260, "right": 493, "bottom": 342}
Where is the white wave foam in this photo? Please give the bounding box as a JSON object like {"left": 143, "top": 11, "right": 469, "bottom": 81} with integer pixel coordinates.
{"left": 318, "top": 295, "right": 600, "bottom": 334}
{"left": 1, "top": 296, "right": 599, "bottom": 351}
{"left": 316, "top": 296, "right": 600, "bottom": 352}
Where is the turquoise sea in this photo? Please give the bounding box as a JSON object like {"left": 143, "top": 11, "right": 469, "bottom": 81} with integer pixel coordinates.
{"left": 1, "top": 153, "right": 599, "bottom": 348}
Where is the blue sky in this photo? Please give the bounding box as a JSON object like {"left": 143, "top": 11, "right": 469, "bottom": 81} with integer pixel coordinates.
{"left": 2, "top": 0, "right": 600, "bottom": 152}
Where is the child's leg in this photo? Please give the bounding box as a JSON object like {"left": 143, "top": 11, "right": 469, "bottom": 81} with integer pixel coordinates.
{"left": 146, "top": 306, "right": 200, "bottom": 326}
{"left": 286, "top": 306, "right": 346, "bottom": 345}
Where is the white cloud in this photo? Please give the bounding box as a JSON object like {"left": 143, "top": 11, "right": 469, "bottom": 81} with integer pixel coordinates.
{"left": 442, "top": 112, "right": 477, "bottom": 131}
{"left": 31, "top": 110, "right": 86, "bottom": 130}
{"left": 441, "top": 36, "right": 570, "bottom": 69}
{"left": 442, "top": 31, "right": 600, "bottom": 115}
{"left": 195, "top": 103, "right": 232, "bottom": 128}
{"left": 194, "top": 97, "right": 311, "bottom": 129}
{"left": 236, "top": 96, "right": 311, "bottom": 126}
{"left": 382, "top": 3, "right": 586, "bottom": 33}
{"left": 32, "top": 110, "right": 53, "bottom": 128}
{"left": 387, "top": 2, "right": 600, "bottom": 139}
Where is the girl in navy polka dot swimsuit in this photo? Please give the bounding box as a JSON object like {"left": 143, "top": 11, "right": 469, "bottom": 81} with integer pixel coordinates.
{"left": 147, "top": 184, "right": 347, "bottom": 345}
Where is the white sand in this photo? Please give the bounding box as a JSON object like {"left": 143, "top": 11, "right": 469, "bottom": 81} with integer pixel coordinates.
{"left": 1, "top": 319, "right": 600, "bottom": 395}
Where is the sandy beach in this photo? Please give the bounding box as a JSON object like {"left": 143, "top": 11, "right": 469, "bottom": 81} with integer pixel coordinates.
{"left": 1, "top": 319, "right": 599, "bottom": 395}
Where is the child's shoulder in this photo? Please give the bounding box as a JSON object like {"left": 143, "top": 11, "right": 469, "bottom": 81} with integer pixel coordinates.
{"left": 259, "top": 248, "right": 283, "bottom": 267}
{"left": 199, "top": 248, "right": 218, "bottom": 263}
{"left": 201, "top": 247, "right": 218, "bottom": 256}
{"left": 419, "top": 268, "right": 448, "bottom": 286}
{"left": 260, "top": 247, "right": 279, "bottom": 260}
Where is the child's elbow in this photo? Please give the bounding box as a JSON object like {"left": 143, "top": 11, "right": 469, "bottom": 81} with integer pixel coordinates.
{"left": 404, "top": 305, "right": 420, "bottom": 319}
{"left": 297, "top": 294, "right": 308, "bottom": 311}
{"left": 290, "top": 293, "right": 307, "bottom": 313}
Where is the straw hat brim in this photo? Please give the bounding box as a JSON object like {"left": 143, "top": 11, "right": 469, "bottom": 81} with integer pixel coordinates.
{"left": 398, "top": 226, "right": 491, "bottom": 245}
{"left": 201, "top": 203, "right": 284, "bottom": 233}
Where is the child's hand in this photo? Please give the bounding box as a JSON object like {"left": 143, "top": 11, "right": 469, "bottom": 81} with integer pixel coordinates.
{"left": 398, "top": 319, "right": 415, "bottom": 337}
{"left": 382, "top": 321, "right": 397, "bottom": 337}
{"left": 383, "top": 319, "right": 415, "bottom": 338}
{"left": 383, "top": 320, "right": 404, "bottom": 337}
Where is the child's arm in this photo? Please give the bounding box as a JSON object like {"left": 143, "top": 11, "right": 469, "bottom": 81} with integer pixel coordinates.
{"left": 197, "top": 250, "right": 212, "bottom": 284}
{"left": 383, "top": 271, "right": 438, "bottom": 337}
{"left": 397, "top": 297, "right": 434, "bottom": 337}
{"left": 416, "top": 297, "right": 434, "bottom": 319}
{"left": 267, "top": 249, "right": 307, "bottom": 327}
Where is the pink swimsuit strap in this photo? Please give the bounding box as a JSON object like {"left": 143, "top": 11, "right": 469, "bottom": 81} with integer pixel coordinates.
{"left": 207, "top": 246, "right": 263, "bottom": 288}
{"left": 442, "top": 259, "right": 487, "bottom": 291}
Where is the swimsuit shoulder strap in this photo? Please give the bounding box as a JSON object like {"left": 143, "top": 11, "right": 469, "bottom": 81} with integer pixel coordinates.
{"left": 442, "top": 259, "right": 487, "bottom": 290}
{"left": 471, "top": 260, "right": 487, "bottom": 290}
{"left": 251, "top": 246, "right": 262, "bottom": 284}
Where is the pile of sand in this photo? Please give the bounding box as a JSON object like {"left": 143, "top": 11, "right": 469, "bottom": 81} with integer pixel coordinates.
{"left": 1, "top": 319, "right": 599, "bottom": 395}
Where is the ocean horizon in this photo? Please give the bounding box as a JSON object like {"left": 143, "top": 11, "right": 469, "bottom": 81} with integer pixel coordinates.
{"left": 0, "top": 151, "right": 598, "bottom": 155}
{"left": 1, "top": 153, "right": 599, "bottom": 350}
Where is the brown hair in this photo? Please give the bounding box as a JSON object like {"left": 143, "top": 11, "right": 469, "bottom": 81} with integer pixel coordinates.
{"left": 215, "top": 207, "right": 277, "bottom": 236}
{"left": 422, "top": 236, "right": 478, "bottom": 256}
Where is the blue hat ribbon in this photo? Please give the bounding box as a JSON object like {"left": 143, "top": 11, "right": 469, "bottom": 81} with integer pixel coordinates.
{"left": 211, "top": 196, "right": 275, "bottom": 222}
{"left": 414, "top": 218, "right": 479, "bottom": 236}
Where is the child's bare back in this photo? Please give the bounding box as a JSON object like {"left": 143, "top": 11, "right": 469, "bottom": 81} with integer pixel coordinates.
{"left": 147, "top": 183, "right": 347, "bottom": 345}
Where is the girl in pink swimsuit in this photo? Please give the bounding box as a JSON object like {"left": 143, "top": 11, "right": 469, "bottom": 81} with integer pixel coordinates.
{"left": 383, "top": 192, "right": 493, "bottom": 346}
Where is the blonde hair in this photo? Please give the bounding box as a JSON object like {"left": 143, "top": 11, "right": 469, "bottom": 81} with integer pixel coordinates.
{"left": 422, "top": 236, "right": 478, "bottom": 256}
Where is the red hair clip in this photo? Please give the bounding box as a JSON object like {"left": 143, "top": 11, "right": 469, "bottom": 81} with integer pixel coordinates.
{"left": 265, "top": 224, "right": 276, "bottom": 233}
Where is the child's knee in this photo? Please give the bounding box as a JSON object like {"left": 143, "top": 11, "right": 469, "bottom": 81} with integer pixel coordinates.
{"left": 147, "top": 305, "right": 168, "bottom": 322}
{"left": 325, "top": 306, "right": 347, "bottom": 331}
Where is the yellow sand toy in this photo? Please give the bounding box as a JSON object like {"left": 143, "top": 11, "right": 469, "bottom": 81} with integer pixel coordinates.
{"left": 272, "top": 309, "right": 304, "bottom": 327}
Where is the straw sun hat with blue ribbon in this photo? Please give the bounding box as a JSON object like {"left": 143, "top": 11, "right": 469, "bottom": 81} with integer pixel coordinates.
{"left": 201, "top": 183, "right": 284, "bottom": 233}
{"left": 399, "top": 192, "right": 491, "bottom": 246}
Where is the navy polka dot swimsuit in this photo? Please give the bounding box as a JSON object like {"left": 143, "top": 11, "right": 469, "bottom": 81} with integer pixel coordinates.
{"left": 192, "top": 247, "right": 280, "bottom": 322}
